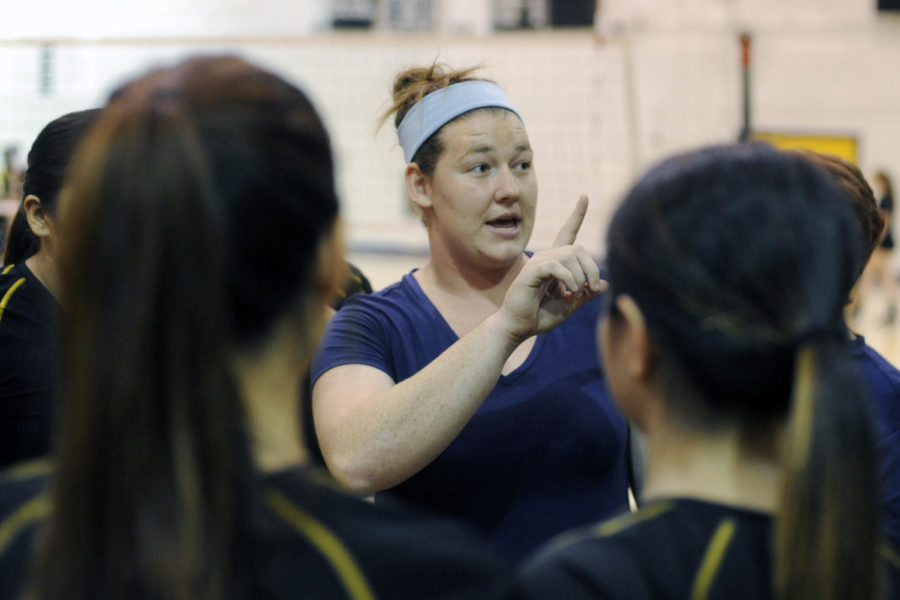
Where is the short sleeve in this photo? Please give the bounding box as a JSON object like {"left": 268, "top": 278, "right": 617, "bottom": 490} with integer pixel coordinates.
{"left": 514, "top": 549, "right": 613, "bottom": 600}
{"left": 310, "top": 295, "right": 396, "bottom": 385}
{"left": 514, "top": 534, "right": 653, "bottom": 600}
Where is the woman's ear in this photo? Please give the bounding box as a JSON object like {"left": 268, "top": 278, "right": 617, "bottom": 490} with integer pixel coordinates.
{"left": 23, "top": 195, "right": 52, "bottom": 238}
{"left": 601, "top": 294, "right": 659, "bottom": 430}
{"left": 613, "top": 295, "right": 655, "bottom": 380}
{"left": 405, "top": 163, "right": 433, "bottom": 213}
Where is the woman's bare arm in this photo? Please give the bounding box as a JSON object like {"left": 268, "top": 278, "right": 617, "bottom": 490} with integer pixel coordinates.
{"left": 313, "top": 196, "right": 604, "bottom": 493}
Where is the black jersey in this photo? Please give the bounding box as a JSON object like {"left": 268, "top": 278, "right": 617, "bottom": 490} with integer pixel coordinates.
{"left": 0, "top": 461, "right": 511, "bottom": 599}
{"left": 0, "top": 263, "right": 61, "bottom": 467}
{"left": 515, "top": 499, "right": 775, "bottom": 599}
{"left": 516, "top": 497, "right": 900, "bottom": 599}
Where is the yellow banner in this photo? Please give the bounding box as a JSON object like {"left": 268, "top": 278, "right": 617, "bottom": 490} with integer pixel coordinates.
{"left": 751, "top": 132, "right": 858, "bottom": 164}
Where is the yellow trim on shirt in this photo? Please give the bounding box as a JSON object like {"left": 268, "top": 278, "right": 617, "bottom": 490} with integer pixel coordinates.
{"left": 0, "top": 277, "right": 26, "bottom": 329}
{"left": 1, "top": 458, "right": 53, "bottom": 481}
{"left": 543, "top": 501, "right": 673, "bottom": 555}
{"left": 0, "top": 494, "right": 51, "bottom": 557}
{"left": 882, "top": 543, "right": 900, "bottom": 571}
{"left": 265, "top": 489, "right": 375, "bottom": 600}
{"left": 691, "top": 518, "right": 737, "bottom": 600}
{"left": 596, "top": 501, "right": 673, "bottom": 537}
{"left": 1, "top": 264, "right": 15, "bottom": 275}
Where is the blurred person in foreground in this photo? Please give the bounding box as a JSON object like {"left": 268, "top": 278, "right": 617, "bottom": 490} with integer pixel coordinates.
{"left": 0, "top": 55, "right": 509, "bottom": 600}
{"left": 516, "top": 143, "right": 892, "bottom": 599}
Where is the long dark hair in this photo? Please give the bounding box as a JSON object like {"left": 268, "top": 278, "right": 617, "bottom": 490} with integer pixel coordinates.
{"left": 605, "top": 143, "right": 879, "bottom": 600}
{"left": 29, "top": 55, "right": 339, "bottom": 600}
{"left": 2, "top": 110, "right": 99, "bottom": 265}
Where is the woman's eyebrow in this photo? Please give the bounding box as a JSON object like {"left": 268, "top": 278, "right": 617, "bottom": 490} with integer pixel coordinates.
{"left": 461, "top": 145, "right": 493, "bottom": 159}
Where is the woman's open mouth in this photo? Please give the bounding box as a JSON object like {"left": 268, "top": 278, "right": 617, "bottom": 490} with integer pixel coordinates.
{"left": 485, "top": 216, "right": 522, "bottom": 236}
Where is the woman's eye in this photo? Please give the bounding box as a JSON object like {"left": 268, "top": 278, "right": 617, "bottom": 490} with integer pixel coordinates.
{"left": 515, "top": 161, "right": 532, "bottom": 171}
{"left": 470, "top": 163, "right": 490, "bottom": 174}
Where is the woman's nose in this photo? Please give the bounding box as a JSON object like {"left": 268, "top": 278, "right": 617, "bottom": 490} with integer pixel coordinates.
{"left": 494, "top": 166, "right": 520, "bottom": 203}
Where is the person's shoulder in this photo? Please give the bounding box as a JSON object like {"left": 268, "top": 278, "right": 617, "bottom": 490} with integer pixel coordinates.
{"left": 263, "top": 466, "right": 506, "bottom": 558}
{"left": 516, "top": 499, "right": 772, "bottom": 600}
{"left": 0, "top": 263, "right": 54, "bottom": 330}
{"left": 854, "top": 338, "right": 900, "bottom": 383}
{"left": 263, "top": 467, "right": 511, "bottom": 599}
{"left": 515, "top": 502, "right": 677, "bottom": 599}
{"left": 312, "top": 277, "right": 426, "bottom": 382}
{"left": 0, "top": 263, "right": 25, "bottom": 282}
{"left": 883, "top": 542, "right": 900, "bottom": 600}
{"left": 0, "top": 263, "right": 29, "bottom": 304}
{"left": 323, "top": 270, "right": 439, "bottom": 346}
{"left": 337, "top": 271, "right": 421, "bottom": 310}
{"left": 323, "top": 272, "right": 410, "bottom": 325}
{"left": 0, "top": 456, "right": 52, "bottom": 503}
{"left": 851, "top": 337, "right": 900, "bottom": 434}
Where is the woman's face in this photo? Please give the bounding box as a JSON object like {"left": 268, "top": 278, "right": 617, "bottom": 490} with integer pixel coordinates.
{"left": 422, "top": 109, "right": 537, "bottom": 270}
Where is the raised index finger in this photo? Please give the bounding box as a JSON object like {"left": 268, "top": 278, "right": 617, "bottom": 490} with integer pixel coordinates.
{"left": 552, "top": 194, "right": 589, "bottom": 248}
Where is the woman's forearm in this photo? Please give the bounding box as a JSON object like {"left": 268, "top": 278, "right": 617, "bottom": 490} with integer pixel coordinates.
{"left": 313, "top": 310, "right": 523, "bottom": 494}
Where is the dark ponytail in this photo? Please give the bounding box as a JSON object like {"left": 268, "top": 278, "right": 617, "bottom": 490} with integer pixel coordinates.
{"left": 777, "top": 341, "right": 879, "bottom": 600}
{"left": 34, "top": 76, "right": 250, "bottom": 600}
{"left": 2, "top": 110, "right": 99, "bottom": 265}
{"left": 30, "top": 56, "right": 338, "bottom": 600}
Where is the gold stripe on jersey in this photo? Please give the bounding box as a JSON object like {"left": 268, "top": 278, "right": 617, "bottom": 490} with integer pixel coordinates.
{"left": 544, "top": 501, "right": 674, "bottom": 555}
{"left": 1, "top": 264, "right": 15, "bottom": 275}
{"left": 0, "top": 277, "right": 27, "bottom": 328}
{"left": 0, "top": 494, "right": 51, "bottom": 557}
{"left": 1, "top": 458, "right": 53, "bottom": 481}
{"left": 596, "top": 500, "right": 673, "bottom": 538}
{"left": 691, "top": 518, "right": 737, "bottom": 600}
{"left": 265, "top": 489, "right": 375, "bottom": 600}
{"left": 882, "top": 543, "right": 900, "bottom": 571}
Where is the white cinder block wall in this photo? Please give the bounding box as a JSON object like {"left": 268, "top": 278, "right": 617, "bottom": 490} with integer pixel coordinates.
{"left": 1, "top": 0, "right": 898, "bottom": 287}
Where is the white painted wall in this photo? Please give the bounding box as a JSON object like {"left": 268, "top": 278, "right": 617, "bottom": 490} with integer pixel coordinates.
{"left": 1, "top": 0, "right": 899, "bottom": 279}
{"left": 0, "top": 0, "right": 331, "bottom": 40}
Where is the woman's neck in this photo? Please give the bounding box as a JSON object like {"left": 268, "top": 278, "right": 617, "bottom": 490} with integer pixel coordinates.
{"left": 418, "top": 236, "right": 527, "bottom": 302}
{"left": 414, "top": 256, "right": 525, "bottom": 337}
{"left": 235, "top": 313, "right": 319, "bottom": 474}
{"left": 25, "top": 249, "right": 60, "bottom": 299}
{"left": 640, "top": 410, "right": 781, "bottom": 513}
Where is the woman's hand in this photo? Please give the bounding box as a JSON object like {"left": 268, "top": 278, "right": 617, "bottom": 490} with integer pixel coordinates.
{"left": 497, "top": 195, "right": 606, "bottom": 341}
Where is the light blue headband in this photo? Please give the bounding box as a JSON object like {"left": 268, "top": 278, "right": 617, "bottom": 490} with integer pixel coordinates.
{"left": 397, "top": 80, "right": 521, "bottom": 164}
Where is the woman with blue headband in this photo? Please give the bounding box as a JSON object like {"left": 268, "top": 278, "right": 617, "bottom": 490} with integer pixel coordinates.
{"left": 312, "top": 64, "right": 630, "bottom": 563}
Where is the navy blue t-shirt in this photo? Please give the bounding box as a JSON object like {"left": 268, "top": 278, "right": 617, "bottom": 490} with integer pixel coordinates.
{"left": 312, "top": 270, "right": 629, "bottom": 563}
{"left": 852, "top": 336, "right": 900, "bottom": 549}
